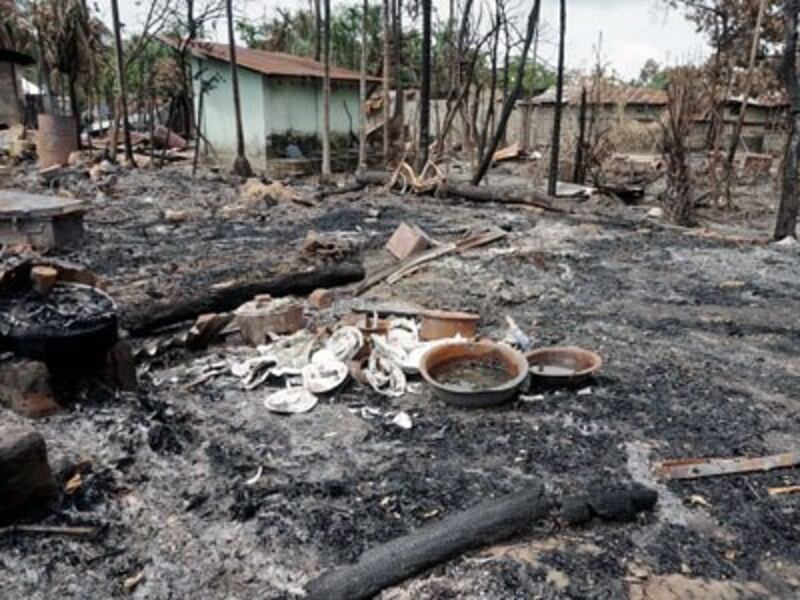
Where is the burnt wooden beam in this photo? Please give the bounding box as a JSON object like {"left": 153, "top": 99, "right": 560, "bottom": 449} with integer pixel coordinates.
{"left": 306, "top": 485, "right": 551, "bottom": 600}
{"left": 121, "top": 261, "right": 365, "bottom": 336}
{"left": 355, "top": 170, "right": 568, "bottom": 213}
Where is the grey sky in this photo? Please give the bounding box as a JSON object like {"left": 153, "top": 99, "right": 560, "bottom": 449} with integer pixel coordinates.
{"left": 107, "top": 0, "right": 709, "bottom": 80}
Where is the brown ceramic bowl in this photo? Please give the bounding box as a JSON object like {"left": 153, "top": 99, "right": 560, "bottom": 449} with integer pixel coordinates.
{"left": 525, "top": 346, "right": 602, "bottom": 387}
{"left": 419, "top": 310, "right": 480, "bottom": 341}
{"left": 420, "top": 341, "right": 529, "bottom": 408}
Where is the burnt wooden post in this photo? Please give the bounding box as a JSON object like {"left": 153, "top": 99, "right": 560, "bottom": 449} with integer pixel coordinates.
{"left": 573, "top": 87, "right": 587, "bottom": 184}
{"left": 547, "top": 0, "right": 567, "bottom": 196}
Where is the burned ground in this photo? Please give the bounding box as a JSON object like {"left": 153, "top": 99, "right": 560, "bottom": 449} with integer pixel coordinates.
{"left": 1, "top": 166, "right": 799, "bottom": 599}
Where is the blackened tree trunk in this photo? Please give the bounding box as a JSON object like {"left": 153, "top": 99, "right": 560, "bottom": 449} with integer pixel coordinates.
{"left": 359, "top": 0, "right": 369, "bottom": 170}
{"left": 382, "top": 0, "right": 391, "bottom": 163}
{"left": 418, "top": 0, "right": 432, "bottom": 171}
{"left": 314, "top": 0, "right": 322, "bottom": 61}
{"left": 393, "top": 0, "right": 404, "bottom": 121}
{"left": 547, "top": 0, "right": 566, "bottom": 196}
{"left": 226, "top": 0, "right": 253, "bottom": 177}
{"left": 110, "top": 0, "right": 136, "bottom": 166}
{"left": 182, "top": 0, "right": 197, "bottom": 137}
{"left": 67, "top": 72, "right": 81, "bottom": 149}
{"left": 775, "top": 0, "right": 800, "bottom": 240}
{"left": 471, "top": 0, "right": 541, "bottom": 185}
{"left": 573, "top": 87, "right": 587, "bottom": 184}
{"left": 322, "top": 0, "right": 332, "bottom": 181}
{"left": 478, "top": 9, "right": 500, "bottom": 160}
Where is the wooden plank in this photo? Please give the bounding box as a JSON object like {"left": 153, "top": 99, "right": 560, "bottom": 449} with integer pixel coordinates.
{"left": 655, "top": 452, "right": 800, "bottom": 480}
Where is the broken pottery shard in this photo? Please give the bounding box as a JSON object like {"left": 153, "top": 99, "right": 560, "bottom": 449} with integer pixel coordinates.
{"left": 392, "top": 412, "right": 413, "bottom": 430}
{"left": 245, "top": 466, "right": 263, "bottom": 486}
{"left": 264, "top": 387, "right": 318, "bottom": 414}
{"left": 235, "top": 296, "right": 304, "bottom": 345}
{"left": 187, "top": 312, "right": 234, "bottom": 350}
{"left": 0, "top": 360, "right": 60, "bottom": 419}
{"left": 385, "top": 222, "right": 432, "bottom": 261}
{"left": 308, "top": 288, "right": 334, "bottom": 309}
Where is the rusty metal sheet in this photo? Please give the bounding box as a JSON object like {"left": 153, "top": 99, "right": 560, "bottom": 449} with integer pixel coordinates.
{"left": 654, "top": 452, "right": 800, "bottom": 480}
{"left": 165, "top": 38, "right": 380, "bottom": 83}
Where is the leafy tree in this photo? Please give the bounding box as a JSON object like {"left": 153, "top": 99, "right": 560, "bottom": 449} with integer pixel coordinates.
{"left": 237, "top": 3, "right": 383, "bottom": 73}
{"left": 637, "top": 58, "right": 670, "bottom": 89}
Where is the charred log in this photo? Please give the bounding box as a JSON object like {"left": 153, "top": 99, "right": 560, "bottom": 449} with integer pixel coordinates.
{"left": 355, "top": 170, "right": 566, "bottom": 213}
{"left": 121, "top": 262, "right": 365, "bottom": 336}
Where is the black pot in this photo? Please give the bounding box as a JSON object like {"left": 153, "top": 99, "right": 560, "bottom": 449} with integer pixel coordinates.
{"left": 1, "top": 283, "right": 118, "bottom": 373}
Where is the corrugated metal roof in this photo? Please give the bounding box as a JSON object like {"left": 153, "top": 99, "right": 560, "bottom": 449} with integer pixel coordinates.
{"left": 532, "top": 84, "right": 667, "bottom": 107}
{"left": 176, "top": 39, "right": 378, "bottom": 83}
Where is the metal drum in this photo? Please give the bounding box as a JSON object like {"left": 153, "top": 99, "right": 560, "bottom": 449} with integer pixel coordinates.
{"left": 36, "top": 114, "right": 78, "bottom": 168}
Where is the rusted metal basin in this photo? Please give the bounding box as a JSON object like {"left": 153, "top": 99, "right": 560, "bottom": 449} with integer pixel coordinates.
{"left": 36, "top": 114, "right": 79, "bottom": 168}
{"left": 525, "top": 346, "right": 602, "bottom": 387}
{"left": 420, "top": 341, "right": 529, "bottom": 408}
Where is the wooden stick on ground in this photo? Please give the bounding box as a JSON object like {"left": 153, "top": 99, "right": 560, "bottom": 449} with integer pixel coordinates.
{"left": 768, "top": 485, "right": 800, "bottom": 496}
{"left": 654, "top": 451, "right": 800, "bottom": 480}
{"left": 0, "top": 525, "right": 97, "bottom": 537}
{"left": 355, "top": 229, "right": 506, "bottom": 296}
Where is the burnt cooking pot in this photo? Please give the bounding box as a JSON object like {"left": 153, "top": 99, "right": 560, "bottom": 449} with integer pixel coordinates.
{"left": 0, "top": 282, "right": 118, "bottom": 371}
{"left": 420, "top": 340, "right": 529, "bottom": 408}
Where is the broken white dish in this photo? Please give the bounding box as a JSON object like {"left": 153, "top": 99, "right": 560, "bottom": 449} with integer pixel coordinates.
{"left": 302, "top": 349, "right": 349, "bottom": 394}
{"left": 264, "top": 387, "right": 318, "bottom": 414}
{"left": 325, "top": 326, "right": 364, "bottom": 361}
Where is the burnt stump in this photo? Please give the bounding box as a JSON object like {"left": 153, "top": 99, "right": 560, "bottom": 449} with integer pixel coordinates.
{"left": 0, "top": 427, "right": 58, "bottom": 524}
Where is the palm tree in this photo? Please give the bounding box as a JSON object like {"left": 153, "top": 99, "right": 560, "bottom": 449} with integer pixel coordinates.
{"left": 225, "top": 0, "right": 253, "bottom": 177}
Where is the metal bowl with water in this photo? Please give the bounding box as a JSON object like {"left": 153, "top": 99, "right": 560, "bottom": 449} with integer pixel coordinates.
{"left": 525, "top": 346, "right": 602, "bottom": 387}
{"left": 420, "top": 341, "right": 529, "bottom": 408}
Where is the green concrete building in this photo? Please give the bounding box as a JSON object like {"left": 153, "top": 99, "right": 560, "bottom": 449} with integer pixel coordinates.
{"left": 184, "top": 41, "right": 375, "bottom": 169}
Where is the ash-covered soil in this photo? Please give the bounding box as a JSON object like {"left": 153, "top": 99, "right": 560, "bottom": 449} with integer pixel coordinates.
{"left": 1, "top": 166, "right": 799, "bottom": 599}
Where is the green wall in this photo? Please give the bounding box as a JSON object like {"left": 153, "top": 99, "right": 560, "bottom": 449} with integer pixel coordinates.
{"left": 194, "top": 57, "right": 360, "bottom": 167}
{"left": 194, "top": 58, "right": 267, "bottom": 163}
